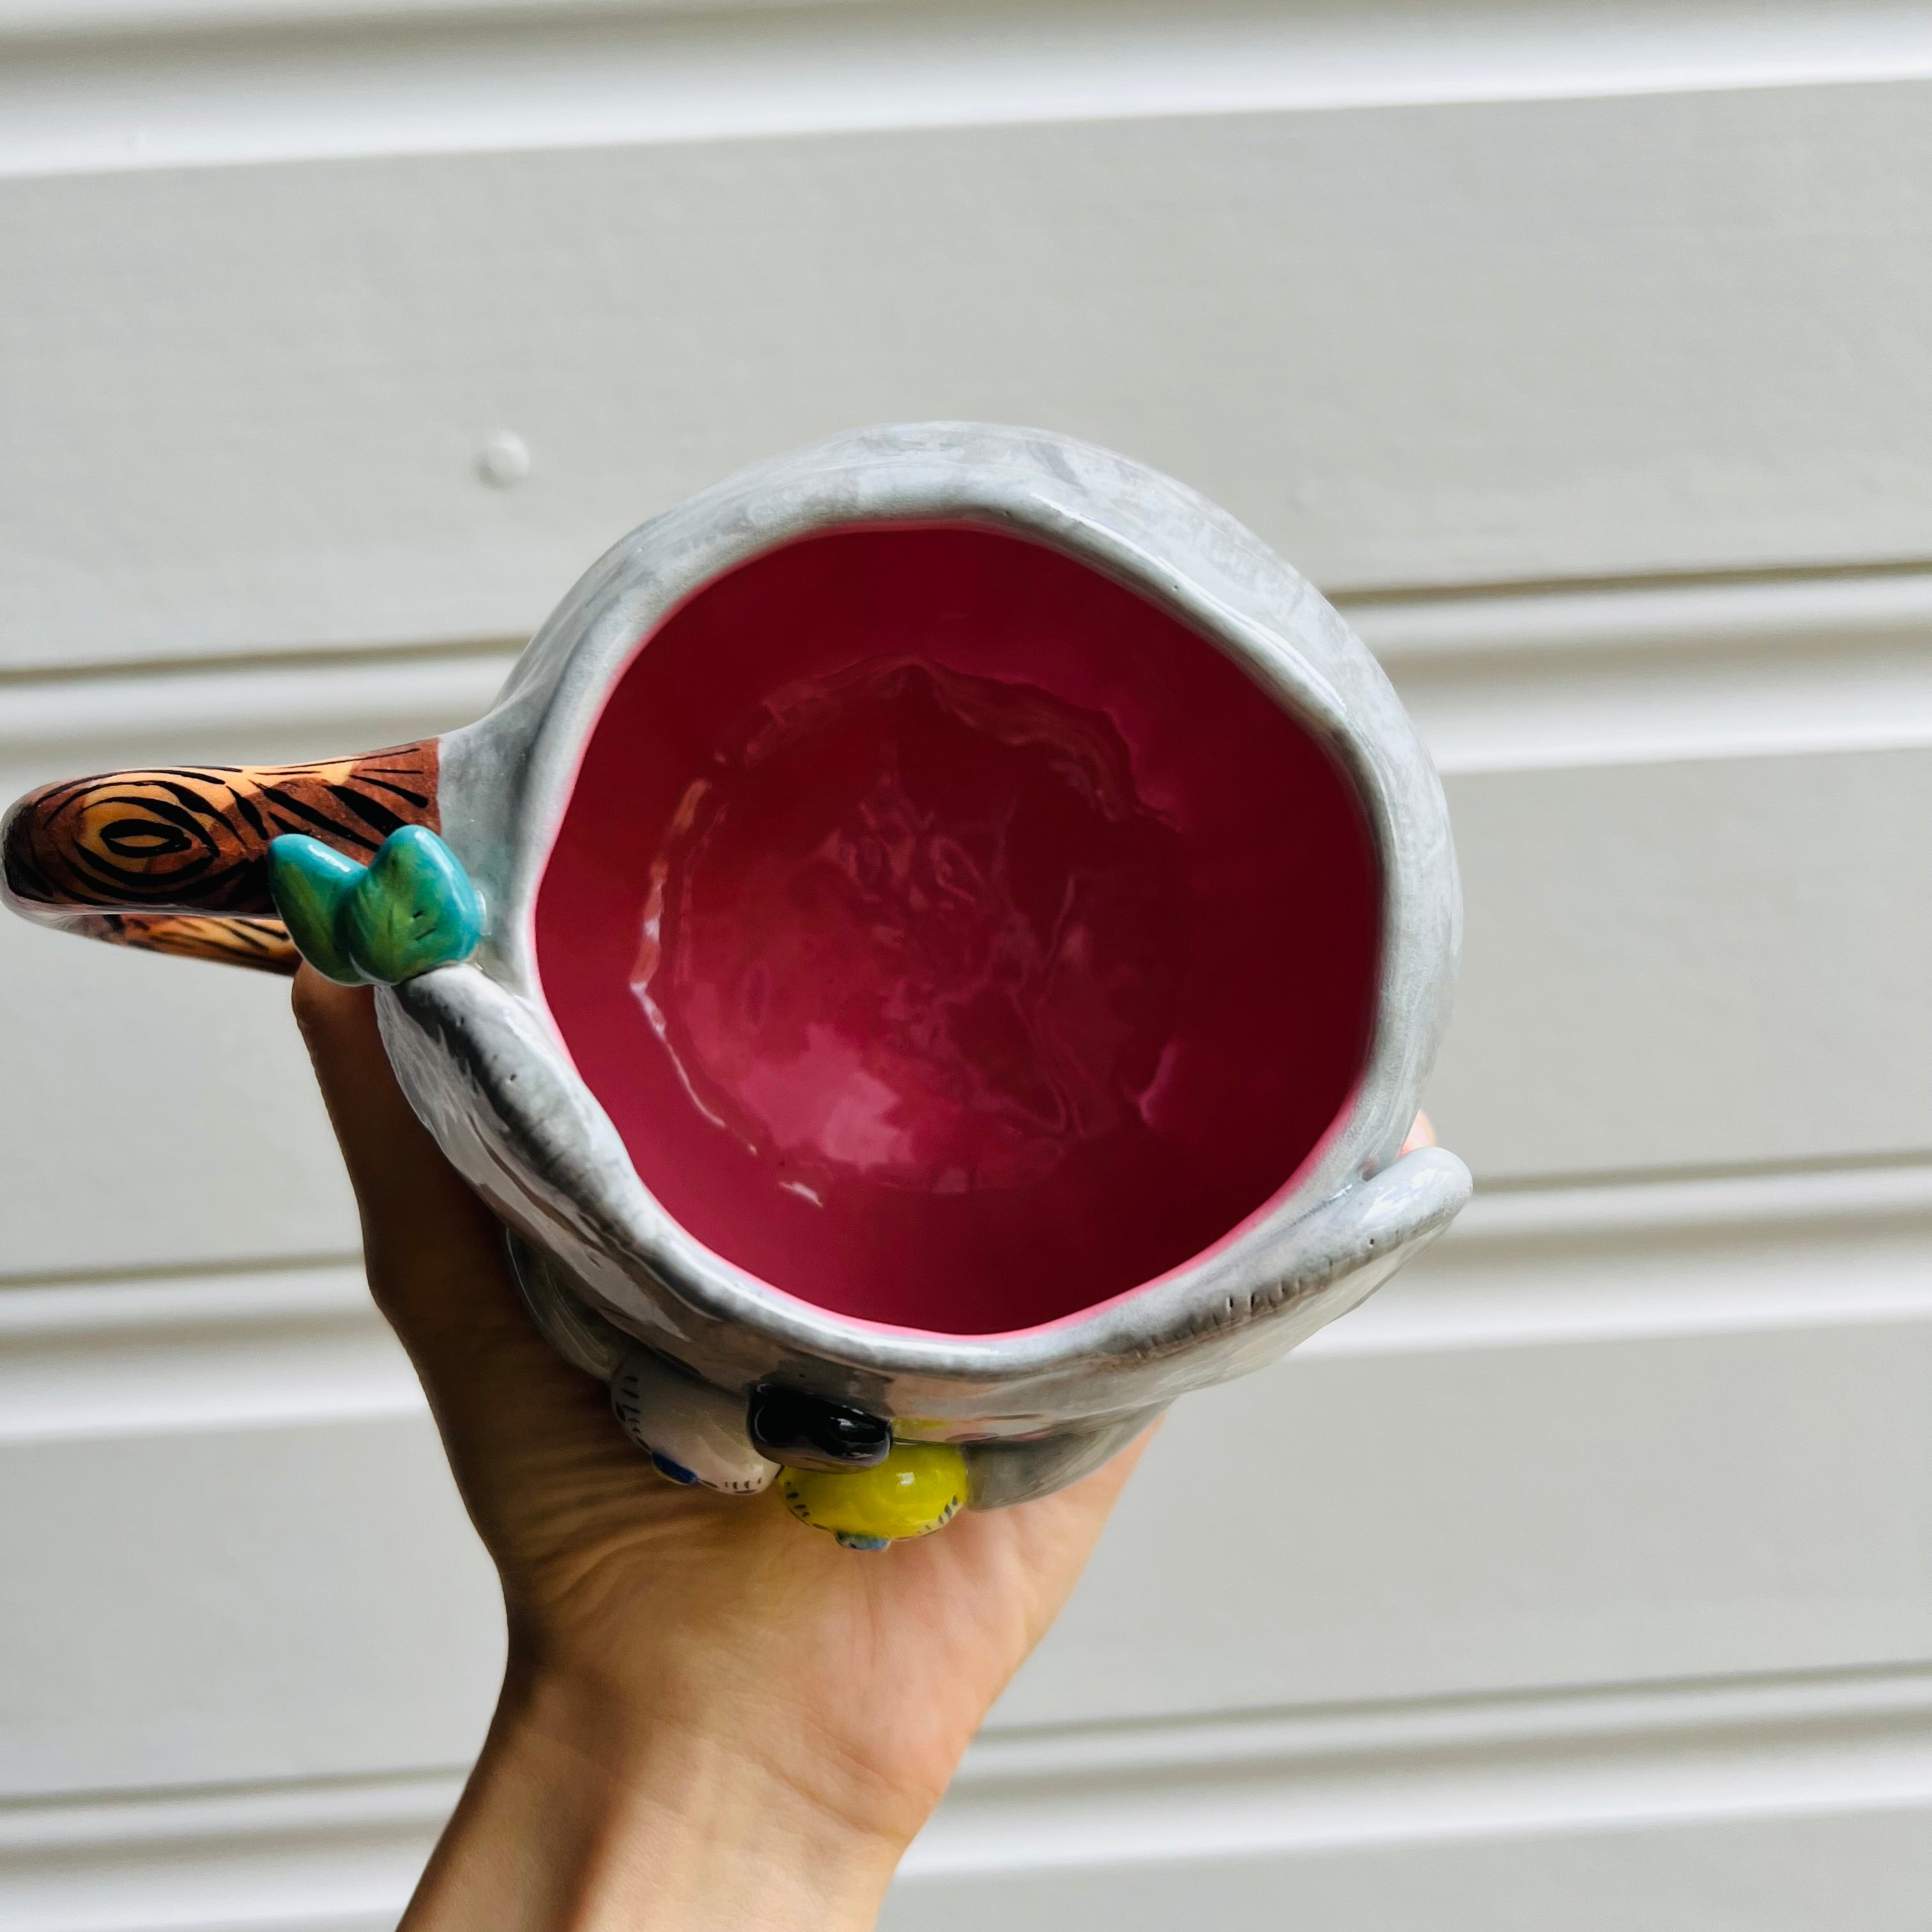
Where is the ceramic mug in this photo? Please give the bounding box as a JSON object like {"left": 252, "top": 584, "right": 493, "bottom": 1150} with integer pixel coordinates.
{"left": 3, "top": 424, "right": 1470, "bottom": 1548}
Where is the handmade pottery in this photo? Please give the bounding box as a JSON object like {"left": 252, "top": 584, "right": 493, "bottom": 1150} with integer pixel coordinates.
{"left": 3, "top": 424, "right": 1470, "bottom": 1545}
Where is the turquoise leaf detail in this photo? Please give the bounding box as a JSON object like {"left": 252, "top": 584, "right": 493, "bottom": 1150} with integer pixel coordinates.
{"left": 268, "top": 827, "right": 483, "bottom": 986}
{"left": 340, "top": 825, "right": 486, "bottom": 983}
{"left": 267, "top": 837, "right": 367, "bottom": 985}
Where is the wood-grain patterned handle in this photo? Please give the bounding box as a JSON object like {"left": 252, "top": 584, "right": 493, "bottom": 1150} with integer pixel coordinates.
{"left": 1, "top": 742, "right": 439, "bottom": 973}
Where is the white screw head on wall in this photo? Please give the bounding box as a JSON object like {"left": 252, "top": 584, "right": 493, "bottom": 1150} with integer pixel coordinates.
{"left": 477, "top": 430, "right": 532, "bottom": 488}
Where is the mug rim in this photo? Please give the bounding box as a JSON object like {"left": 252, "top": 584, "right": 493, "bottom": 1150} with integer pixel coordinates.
{"left": 388, "top": 422, "right": 1464, "bottom": 1422}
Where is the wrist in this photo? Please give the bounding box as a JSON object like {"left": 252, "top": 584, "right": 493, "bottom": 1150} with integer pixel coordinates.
{"left": 405, "top": 1654, "right": 912, "bottom": 1932}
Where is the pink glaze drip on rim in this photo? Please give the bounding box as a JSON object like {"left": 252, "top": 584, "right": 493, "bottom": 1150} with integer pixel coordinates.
{"left": 533, "top": 526, "right": 1381, "bottom": 1335}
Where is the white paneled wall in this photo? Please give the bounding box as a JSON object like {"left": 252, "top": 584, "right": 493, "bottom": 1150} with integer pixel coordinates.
{"left": 3, "top": 3, "right": 1930, "bottom": 1925}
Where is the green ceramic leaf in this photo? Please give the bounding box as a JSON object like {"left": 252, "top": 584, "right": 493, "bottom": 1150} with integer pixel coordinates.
{"left": 339, "top": 825, "right": 484, "bottom": 983}
{"left": 267, "top": 835, "right": 370, "bottom": 985}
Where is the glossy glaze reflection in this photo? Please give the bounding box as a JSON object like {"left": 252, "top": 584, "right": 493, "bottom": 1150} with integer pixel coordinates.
{"left": 633, "top": 657, "right": 1189, "bottom": 1209}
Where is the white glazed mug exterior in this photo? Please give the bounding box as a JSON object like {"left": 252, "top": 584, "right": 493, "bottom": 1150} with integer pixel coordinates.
{"left": 375, "top": 424, "right": 1471, "bottom": 1502}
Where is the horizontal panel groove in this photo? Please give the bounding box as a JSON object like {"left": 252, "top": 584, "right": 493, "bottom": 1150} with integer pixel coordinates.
{"left": 0, "top": 0, "right": 833, "bottom": 40}
{"left": 0, "top": 1262, "right": 422, "bottom": 1445}
{"left": 0, "top": 1259, "right": 366, "bottom": 1332}
{"left": 914, "top": 1664, "right": 1932, "bottom": 1882}
{"left": 7, "top": 567, "right": 1932, "bottom": 776}
{"left": 4, "top": 0, "right": 1929, "bottom": 58}
{"left": 0, "top": 633, "right": 521, "bottom": 696}
{"left": 0, "top": 1767, "right": 457, "bottom": 1932}
{"left": 1450, "top": 1156, "right": 1932, "bottom": 1244}
{"left": 968, "top": 1660, "right": 1932, "bottom": 1765}
{"left": 1315, "top": 1157, "right": 1932, "bottom": 1360}
{"left": 0, "top": 650, "right": 514, "bottom": 760}
{"left": 0, "top": 1766, "right": 459, "bottom": 1854}
{"left": 961, "top": 1662, "right": 1932, "bottom": 1793}
{"left": 1347, "top": 567, "right": 1932, "bottom": 773}
{"left": 6, "top": 1664, "right": 1930, "bottom": 1929}
{"left": 0, "top": 1249, "right": 361, "bottom": 1296}
{"left": 3, "top": 1156, "right": 1930, "bottom": 1441}
{"left": 1346, "top": 564, "right": 1932, "bottom": 661}
{"left": 4, "top": 0, "right": 1930, "bottom": 182}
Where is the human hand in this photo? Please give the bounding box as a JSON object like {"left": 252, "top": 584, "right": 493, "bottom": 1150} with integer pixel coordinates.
{"left": 293, "top": 969, "right": 1150, "bottom": 1932}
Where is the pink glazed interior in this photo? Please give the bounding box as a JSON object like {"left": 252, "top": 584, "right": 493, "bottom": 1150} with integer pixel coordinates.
{"left": 533, "top": 526, "right": 1380, "bottom": 1335}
